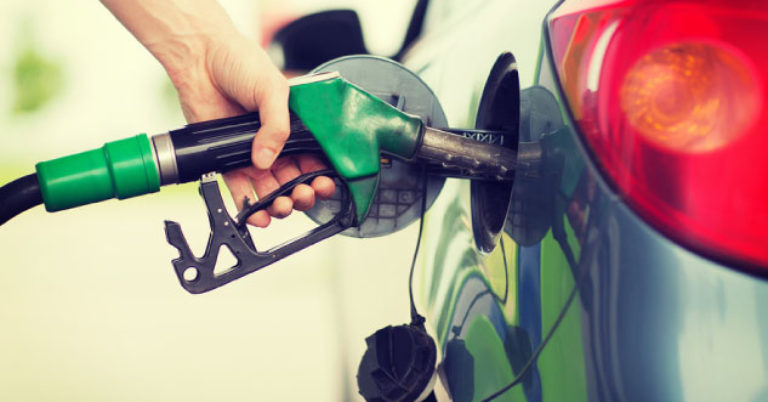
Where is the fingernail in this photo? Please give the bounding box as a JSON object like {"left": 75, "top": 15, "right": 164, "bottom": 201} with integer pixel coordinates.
{"left": 254, "top": 147, "right": 275, "bottom": 169}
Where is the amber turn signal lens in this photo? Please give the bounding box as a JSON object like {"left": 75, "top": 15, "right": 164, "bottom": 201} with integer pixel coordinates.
{"left": 620, "top": 42, "right": 759, "bottom": 153}
{"left": 549, "top": 1, "right": 768, "bottom": 270}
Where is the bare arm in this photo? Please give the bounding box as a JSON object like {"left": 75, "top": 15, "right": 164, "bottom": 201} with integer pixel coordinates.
{"left": 101, "top": 0, "right": 334, "bottom": 226}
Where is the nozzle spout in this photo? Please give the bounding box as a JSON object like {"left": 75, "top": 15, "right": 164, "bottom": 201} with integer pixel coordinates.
{"left": 417, "top": 127, "right": 518, "bottom": 180}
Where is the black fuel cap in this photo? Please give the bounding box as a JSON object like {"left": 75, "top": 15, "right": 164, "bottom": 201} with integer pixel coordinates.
{"left": 357, "top": 323, "right": 437, "bottom": 401}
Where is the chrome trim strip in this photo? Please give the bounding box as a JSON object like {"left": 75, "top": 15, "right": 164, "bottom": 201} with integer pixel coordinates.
{"left": 151, "top": 132, "right": 179, "bottom": 185}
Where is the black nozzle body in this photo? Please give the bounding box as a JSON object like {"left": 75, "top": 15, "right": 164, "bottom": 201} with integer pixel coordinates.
{"left": 168, "top": 112, "right": 321, "bottom": 183}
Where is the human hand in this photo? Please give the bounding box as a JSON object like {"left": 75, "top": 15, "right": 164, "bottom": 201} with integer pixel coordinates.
{"left": 168, "top": 33, "right": 335, "bottom": 227}
{"left": 101, "top": 0, "right": 334, "bottom": 227}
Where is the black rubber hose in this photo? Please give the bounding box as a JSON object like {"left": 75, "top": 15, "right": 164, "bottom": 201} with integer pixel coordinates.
{"left": 0, "top": 173, "right": 43, "bottom": 226}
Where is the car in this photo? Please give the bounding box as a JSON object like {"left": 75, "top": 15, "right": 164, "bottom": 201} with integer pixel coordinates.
{"left": 272, "top": 0, "right": 768, "bottom": 400}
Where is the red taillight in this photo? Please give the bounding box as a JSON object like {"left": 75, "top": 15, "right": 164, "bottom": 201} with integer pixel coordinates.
{"left": 548, "top": 0, "right": 768, "bottom": 269}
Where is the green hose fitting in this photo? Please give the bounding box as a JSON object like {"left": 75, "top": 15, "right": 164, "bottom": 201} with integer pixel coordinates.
{"left": 35, "top": 134, "right": 160, "bottom": 212}
{"left": 289, "top": 76, "right": 424, "bottom": 222}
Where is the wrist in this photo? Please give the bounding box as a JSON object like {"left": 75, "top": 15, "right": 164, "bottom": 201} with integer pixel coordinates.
{"left": 162, "top": 30, "right": 242, "bottom": 88}
{"left": 133, "top": 2, "right": 240, "bottom": 84}
{"left": 102, "top": 0, "right": 239, "bottom": 83}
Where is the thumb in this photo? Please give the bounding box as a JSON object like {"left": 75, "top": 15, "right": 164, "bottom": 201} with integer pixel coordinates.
{"left": 207, "top": 38, "right": 291, "bottom": 170}
{"left": 249, "top": 78, "right": 290, "bottom": 170}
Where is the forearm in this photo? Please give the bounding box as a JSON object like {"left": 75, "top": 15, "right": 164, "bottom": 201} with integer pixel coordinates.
{"left": 100, "top": 0, "right": 239, "bottom": 80}
{"left": 102, "top": 0, "right": 297, "bottom": 203}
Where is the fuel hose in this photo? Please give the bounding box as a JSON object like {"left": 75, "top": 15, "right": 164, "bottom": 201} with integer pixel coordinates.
{"left": 0, "top": 173, "right": 43, "bottom": 226}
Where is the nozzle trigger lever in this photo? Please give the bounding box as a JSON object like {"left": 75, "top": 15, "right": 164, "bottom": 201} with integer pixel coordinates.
{"left": 164, "top": 170, "right": 354, "bottom": 294}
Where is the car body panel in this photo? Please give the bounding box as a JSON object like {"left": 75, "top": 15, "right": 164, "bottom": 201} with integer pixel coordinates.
{"left": 401, "top": 0, "right": 768, "bottom": 400}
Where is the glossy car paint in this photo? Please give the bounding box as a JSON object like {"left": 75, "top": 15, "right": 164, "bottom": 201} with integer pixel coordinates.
{"left": 400, "top": 0, "right": 768, "bottom": 401}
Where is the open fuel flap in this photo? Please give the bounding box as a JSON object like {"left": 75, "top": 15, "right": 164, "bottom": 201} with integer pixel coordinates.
{"left": 471, "top": 52, "right": 520, "bottom": 253}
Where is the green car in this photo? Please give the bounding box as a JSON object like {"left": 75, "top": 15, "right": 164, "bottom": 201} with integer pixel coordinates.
{"left": 273, "top": 0, "right": 768, "bottom": 400}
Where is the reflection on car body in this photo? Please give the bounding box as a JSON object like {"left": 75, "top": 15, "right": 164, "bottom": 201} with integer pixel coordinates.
{"left": 273, "top": 0, "right": 768, "bottom": 400}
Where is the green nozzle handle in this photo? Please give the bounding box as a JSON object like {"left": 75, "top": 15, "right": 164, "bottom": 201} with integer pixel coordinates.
{"left": 35, "top": 134, "right": 160, "bottom": 212}
{"left": 289, "top": 76, "right": 424, "bottom": 221}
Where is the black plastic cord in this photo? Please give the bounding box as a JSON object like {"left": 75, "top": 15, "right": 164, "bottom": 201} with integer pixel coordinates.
{"left": 409, "top": 165, "right": 429, "bottom": 325}
{"left": 480, "top": 277, "right": 581, "bottom": 401}
{"left": 499, "top": 237, "right": 510, "bottom": 304}
{"left": 481, "top": 196, "right": 601, "bottom": 401}
{"left": 0, "top": 173, "right": 43, "bottom": 226}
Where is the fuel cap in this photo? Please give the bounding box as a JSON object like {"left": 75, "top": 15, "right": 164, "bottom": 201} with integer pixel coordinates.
{"left": 357, "top": 323, "right": 438, "bottom": 402}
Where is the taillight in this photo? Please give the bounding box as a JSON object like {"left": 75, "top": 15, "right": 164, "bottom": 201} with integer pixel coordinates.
{"left": 548, "top": 0, "right": 768, "bottom": 270}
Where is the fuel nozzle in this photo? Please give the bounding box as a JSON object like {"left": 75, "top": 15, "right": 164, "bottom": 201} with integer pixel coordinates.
{"left": 20, "top": 66, "right": 529, "bottom": 293}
